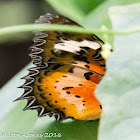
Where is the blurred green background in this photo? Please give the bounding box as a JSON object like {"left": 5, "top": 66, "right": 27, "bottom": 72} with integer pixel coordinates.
{"left": 0, "top": 0, "right": 57, "bottom": 88}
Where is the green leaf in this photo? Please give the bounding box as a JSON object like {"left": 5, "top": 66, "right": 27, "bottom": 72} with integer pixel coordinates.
{"left": 96, "top": 3, "right": 140, "bottom": 140}
{"left": 83, "top": 0, "right": 140, "bottom": 41}
{"left": 84, "top": 0, "right": 140, "bottom": 28}
{"left": 46, "top": 0, "right": 106, "bottom": 24}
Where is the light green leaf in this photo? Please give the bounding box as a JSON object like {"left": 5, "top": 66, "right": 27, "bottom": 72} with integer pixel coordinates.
{"left": 84, "top": 0, "right": 140, "bottom": 28}
{"left": 96, "top": 3, "right": 140, "bottom": 140}
{"left": 46, "top": 0, "right": 106, "bottom": 24}
{"left": 83, "top": 0, "right": 140, "bottom": 41}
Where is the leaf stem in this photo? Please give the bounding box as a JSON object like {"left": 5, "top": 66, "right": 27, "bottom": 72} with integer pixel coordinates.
{"left": 0, "top": 24, "right": 140, "bottom": 36}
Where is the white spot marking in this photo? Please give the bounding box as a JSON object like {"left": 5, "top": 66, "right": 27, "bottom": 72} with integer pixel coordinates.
{"left": 54, "top": 40, "right": 101, "bottom": 53}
